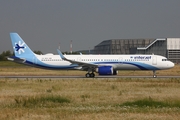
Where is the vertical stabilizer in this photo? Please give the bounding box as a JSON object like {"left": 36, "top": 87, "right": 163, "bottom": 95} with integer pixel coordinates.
{"left": 10, "top": 33, "right": 35, "bottom": 58}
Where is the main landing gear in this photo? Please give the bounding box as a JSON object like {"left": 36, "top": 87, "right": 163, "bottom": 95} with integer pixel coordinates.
{"left": 153, "top": 70, "right": 157, "bottom": 78}
{"left": 85, "top": 72, "right": 95, "bottom": 78}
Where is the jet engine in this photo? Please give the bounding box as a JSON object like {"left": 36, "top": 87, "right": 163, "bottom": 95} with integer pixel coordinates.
{"left": 96, "top": 66, "right": 117, "bottom": 75}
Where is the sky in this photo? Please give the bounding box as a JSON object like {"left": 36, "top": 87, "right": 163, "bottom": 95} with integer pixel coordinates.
{"left": 0, "top": 0, "right": 180, "bottom": 54}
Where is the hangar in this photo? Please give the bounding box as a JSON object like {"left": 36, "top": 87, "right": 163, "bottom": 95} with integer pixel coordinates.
{"left": 94, "top": 38, "right": 180, "bottom": 63}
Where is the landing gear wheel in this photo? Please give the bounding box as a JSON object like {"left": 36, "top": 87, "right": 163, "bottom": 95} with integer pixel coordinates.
{"left": 153, "top": 70, "right": 157, "bottom": 78}
{"left": 90, "top": 73, "right": 95, "bottom": 78}
{"left": 85, "top": 73, "right": 90, "bottom": 78}
{"left": 85, "top": 73, "right": 95, "bottom": 78}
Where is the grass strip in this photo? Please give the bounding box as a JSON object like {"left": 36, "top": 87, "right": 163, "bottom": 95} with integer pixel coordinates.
{"left": 117, "top": 97, "right": 180, "bottom": 108}
{"left": 12, "top": 95, "right": 70, "bottom": 108}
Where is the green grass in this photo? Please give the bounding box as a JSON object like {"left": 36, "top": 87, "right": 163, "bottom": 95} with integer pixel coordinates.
{"left": 118, "top": 97, "right": 180, "bottom": 108}
{"left": 0, "top": 65, "right": 180, "bottom": 119}
{"left": 13, "top": 95, "right": 70, "bottom": 108}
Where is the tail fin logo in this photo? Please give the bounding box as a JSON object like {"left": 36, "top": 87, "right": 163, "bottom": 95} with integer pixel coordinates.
{"left": 14, "top": 41, "right": 26, "bottom": 54}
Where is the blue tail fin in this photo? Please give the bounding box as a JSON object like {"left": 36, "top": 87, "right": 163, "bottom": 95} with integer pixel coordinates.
{"left": 10, "top": 33, "right": 35, "bottom": 58}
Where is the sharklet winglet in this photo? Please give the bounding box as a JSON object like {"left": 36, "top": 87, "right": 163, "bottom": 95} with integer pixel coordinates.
{"left": 57, "top": 49, "right": 66, "bottom": 60}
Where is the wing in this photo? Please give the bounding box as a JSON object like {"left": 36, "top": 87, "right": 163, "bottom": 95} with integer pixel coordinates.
{"left": 57, "top": 49, "right": 98, "bottom": 70}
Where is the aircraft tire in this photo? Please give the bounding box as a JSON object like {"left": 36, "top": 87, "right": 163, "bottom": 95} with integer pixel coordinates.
{"left": 85, "top": 73, "right": 90, "bottom": 78}
{"left": 85, "top": 73, "right": 95, "bottom": 78}
{"left": 90, "top": 73, "right": 95, "bottom": 78}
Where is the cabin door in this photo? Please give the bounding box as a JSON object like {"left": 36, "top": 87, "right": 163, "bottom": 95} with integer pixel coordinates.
{"left": 118, "top": 57, "right": 123, "bottom": 64}
{"left": 152, "top": 56, "right": 157, "bottom": 65}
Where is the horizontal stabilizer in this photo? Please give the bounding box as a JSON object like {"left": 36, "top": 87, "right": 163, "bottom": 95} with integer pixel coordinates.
{"left": 7, "top": 56, "right": 26, "bottom": 63}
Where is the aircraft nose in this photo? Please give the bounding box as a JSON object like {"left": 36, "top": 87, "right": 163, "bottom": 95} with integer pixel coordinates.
{"left": 169, "top": 62, "right": 175, "bottom": 68}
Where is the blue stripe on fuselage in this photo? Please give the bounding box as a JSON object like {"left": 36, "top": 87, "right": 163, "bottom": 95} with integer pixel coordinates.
{"left": 25, "top": 60, "right": 78, "bottom": 69}
{"left": 92, "top": 61, "right": 159, "bottom": 70}
{"left": 123, "top": 62, "right": 159, "bottom": 70}
{"left": 28, "top": 61, "right": 159, "bottom": 70}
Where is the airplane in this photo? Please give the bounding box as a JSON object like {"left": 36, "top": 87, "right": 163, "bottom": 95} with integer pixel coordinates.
{"left": 8, "top": 33, "right": 174, "bottom": 78}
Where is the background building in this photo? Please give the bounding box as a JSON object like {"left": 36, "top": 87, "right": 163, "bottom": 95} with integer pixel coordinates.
{"left": 94, "top": 38, "right": 180, "bottom": 63}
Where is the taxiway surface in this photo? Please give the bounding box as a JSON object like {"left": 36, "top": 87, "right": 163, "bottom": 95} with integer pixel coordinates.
{"left": 0, "top": 75, "right": 180, "bottom": 79}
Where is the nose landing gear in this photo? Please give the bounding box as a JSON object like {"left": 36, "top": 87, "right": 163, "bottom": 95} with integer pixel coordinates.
{"left": 153, "top": 70, "right": 157, "bottom": 78}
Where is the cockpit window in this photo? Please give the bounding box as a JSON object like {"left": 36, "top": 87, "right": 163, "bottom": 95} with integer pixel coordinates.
{"left": 162, "top": 59, "right": 168, "bottom": 61}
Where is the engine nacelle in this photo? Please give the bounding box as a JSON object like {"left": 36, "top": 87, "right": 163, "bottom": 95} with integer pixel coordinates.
{"left": 97, "top": 66, "right": 115, "bottom": 75}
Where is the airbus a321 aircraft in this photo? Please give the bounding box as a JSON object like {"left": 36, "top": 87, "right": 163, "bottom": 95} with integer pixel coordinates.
{"left": 8, "top": 33, "right": 174, "bottom": 78}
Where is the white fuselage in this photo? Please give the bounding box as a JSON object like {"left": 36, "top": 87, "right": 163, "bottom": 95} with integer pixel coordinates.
{"left": 30, "top": 54, "right": 174, "bottom": 71}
